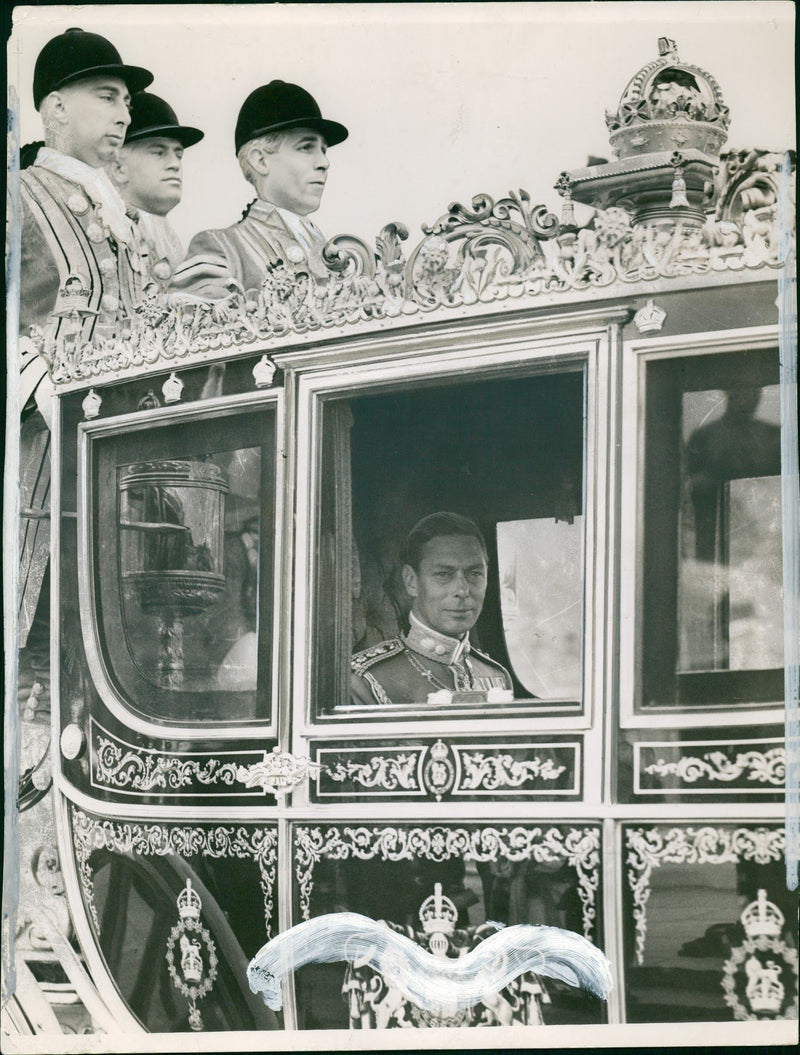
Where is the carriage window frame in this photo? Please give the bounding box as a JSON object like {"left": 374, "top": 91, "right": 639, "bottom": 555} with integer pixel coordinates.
{"left": 618, "top": 325, "right": 785, "bottom": 731}
{"left": 76, "top": 390, "right": 284, "bottom": 741}
{"left": 291, "top": 328, "right": 609, "bottom": 735}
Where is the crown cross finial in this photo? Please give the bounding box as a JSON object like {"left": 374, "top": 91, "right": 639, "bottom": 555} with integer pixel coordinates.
{"left": 419, "top": 882, "right": 458, "bottom": 957}
{"left": 177, "top": 878, "right": 202, "bottom": 922}
{"left": 740, "top": 888, "right": 784, "bottom": 938}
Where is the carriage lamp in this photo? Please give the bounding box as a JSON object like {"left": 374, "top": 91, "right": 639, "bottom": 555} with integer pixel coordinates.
{"left": 119, "top": 459, "right": 229, "bottom": 689}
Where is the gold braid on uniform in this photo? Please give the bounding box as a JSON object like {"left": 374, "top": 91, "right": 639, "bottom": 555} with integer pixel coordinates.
{"left": 362, "top": 671, "right": 393, "bottom": 706}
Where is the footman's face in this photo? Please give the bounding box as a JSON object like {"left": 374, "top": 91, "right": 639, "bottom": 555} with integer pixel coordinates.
{"left": 121, "top": 137, "right": 184, "bottom": 215}
{"left": 61, "top": 77, "right": 132, "bottom": 167}
{"left": 262, "top": 129, "right": 329, "bottom": 216}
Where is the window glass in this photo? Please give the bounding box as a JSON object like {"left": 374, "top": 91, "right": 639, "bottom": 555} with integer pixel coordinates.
{"left": 313, "top": 370, "right": 586, "bottom": 715}
{"left": 294, "top": 854, "right": 604, "bottom": 1028}
{"left": 93, "top": 410, "right": 275, "bottom": 724}
{"left": 641, "top": 350, "right": 782, "bottom": 709}
{"left": 622, "top": 831, "right": 796, "bottom": 1022}
{"left": 88, "top": 850, "right": 279, "bottom": 1032}
{"left": 497, "top": 516, "right": 583, "bottom": 699}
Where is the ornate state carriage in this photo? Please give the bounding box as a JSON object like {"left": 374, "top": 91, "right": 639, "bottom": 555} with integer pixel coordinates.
{"left": 8, "top": 37, "right": 797, "bottom": 1041}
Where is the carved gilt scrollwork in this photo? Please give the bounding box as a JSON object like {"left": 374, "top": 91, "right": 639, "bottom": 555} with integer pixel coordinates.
{"left": 90, "top": 725, "right": 323, "bottom": 798}
{"left": 326, "top": 752, "right": 422, "bottom": 792}
{"left": 457, "top": 751, "right": 567, "bottom": 791}
{"left": 294, "top": 824, "right": 600, "bottom": 941}
{"left": 38, "top": 156, "right": 792, "bottom": 388}
{"left": 624, "top": 826, "right": 785, "bottom": 966}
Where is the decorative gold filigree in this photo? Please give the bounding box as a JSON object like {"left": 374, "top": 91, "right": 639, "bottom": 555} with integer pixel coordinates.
{"left": 325, "top": 753, "right": 421, "bottom": 791}
{"left": 457, "top": 752, "right": 567, "bottom": 791}
{"left": 294, "top": 824, "right": 600, "bottom": 940}
{"left": 70, "top": 807, "right": 277, "bottom": 939}
{"left": 93, "top": 735, "right": 241, "bottom": 793}
{"left": 642, "top": 748, "right": 785, "bottom": 787}
{"left": 30, "top": 150, "right": 792, "bottom": 389}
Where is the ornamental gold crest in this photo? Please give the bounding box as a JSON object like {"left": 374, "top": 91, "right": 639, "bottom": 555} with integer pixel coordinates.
{"left": 721, "top": 889, "right": 798, "bottom": 1020}
{"left": 166, "top": 878, "right": 219, "bottom": 1031}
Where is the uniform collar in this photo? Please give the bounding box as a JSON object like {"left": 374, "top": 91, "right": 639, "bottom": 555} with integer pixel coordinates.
{"left": 249, "top": 199, "right": 322, "bottom": 251}
{"left": 403, "top": 611, "right": 470, "bottom": 666}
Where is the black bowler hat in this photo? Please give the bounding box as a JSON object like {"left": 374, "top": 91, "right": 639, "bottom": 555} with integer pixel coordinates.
{"left": 33, "top": 27, "right": 153, "bottom": 110}
{"left": 124, "top": 93, "right": 204, "bottom": 148}
{"left": 234, "top": 80, "right": 348, "bottom": 155}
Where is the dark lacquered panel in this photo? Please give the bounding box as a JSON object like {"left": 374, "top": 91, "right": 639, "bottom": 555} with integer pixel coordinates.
{"left": 69, "top": 806, "right": 280, "bottom": 1033}
{"left": 292, "top": 821, "right": 605, "bottom": 1030}
{"left": 618, "top": 725, "right": 785, "bottom": 803}
{"left": 622, "top": 823, "right": 797, "bottom": 1023}
{"left": 310, "top": 736, "right": 581, "bottom": 802}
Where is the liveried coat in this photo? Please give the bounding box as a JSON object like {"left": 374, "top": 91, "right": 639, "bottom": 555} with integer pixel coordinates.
{"left": 170, "top": 200, "right": 330, "bottom": 301}
{"left": 19, "top": 157, "right": 156, "bottom": 401}
{"left": 17, "top": 153, "right": 158, "bottom": 646}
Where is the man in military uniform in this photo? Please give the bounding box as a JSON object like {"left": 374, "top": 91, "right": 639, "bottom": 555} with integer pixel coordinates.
{"left": 108, "top": 91, "right": 204, "bottom": 279}
{"left": 351, "top": 513, "right": 514, "bottom": 706}
{"left": 170, "top": 80, "right": 348, "bottom": 300}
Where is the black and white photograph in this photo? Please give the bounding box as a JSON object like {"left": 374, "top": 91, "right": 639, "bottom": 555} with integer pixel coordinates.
{"left": 2, "top": 2, "right": 798, "bottom": 1050}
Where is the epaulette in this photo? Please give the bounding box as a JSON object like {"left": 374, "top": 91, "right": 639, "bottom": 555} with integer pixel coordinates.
{"left": 471, "top": 646, "right": 512, "bottom": 677}
{"left": 351, "top": 638, "right": 404, "bottom": 675}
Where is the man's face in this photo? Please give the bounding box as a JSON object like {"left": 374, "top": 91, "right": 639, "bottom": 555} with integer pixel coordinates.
{"left": 58, "top": 77, "right": 131, "bottom": 167}
{"left": 120, "top": 137, "right": 184, "bottom": 215}
{"left": 403, "top": 535, "right": 488, "bottom": 638}
{"left": 261, "top": 129, "right": 329, "bottom": 215}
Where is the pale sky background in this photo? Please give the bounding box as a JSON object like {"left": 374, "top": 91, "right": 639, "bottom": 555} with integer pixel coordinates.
{"left": 7, "top": 2, "right": 796, "bottom": 249}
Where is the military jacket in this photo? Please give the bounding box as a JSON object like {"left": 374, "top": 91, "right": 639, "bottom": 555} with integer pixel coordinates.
{"left": 170, "top": 200, "right": 330, "bottom": 300}
{"left": 350, "top": 615, "right": 513, "bottom": 707}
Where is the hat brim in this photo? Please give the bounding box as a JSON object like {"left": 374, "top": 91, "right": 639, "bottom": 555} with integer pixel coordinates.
{"left": 53, "top": 63, "right": 154, "bottom": 98}
{"left": 125, "top": 123, "right": 205, "bottom": 148}
{"left": 239, "top": 116, "right": 349, "bottom": 151}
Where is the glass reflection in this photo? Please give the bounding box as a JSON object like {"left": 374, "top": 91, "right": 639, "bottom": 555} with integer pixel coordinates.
{"left": 625, "top": 853, "right": 797, "bottom": 1023}
{"left": 640, "top": 349, "right": 783, "bottom": 708}
{"left": 498, "top": 517, "right": 583, "bottom": 699}
{"left": 118, "top": 445, "right": 262, "bottom": 705}
{"left": 89, "top": 850, "right": 280, "bottom": 1032}
{"left": 678, "top": 385, "right": 782, "bottom": 673}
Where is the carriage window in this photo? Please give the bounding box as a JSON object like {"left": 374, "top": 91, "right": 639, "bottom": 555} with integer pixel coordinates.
{"left": 313, "top": 369, "right": 585, "bottom": 715}
{"left": 640, "top": 349, "right": 783, "bottom": 710}
{"left": 93, "top": 409, "right": 275, "bottom": 724}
